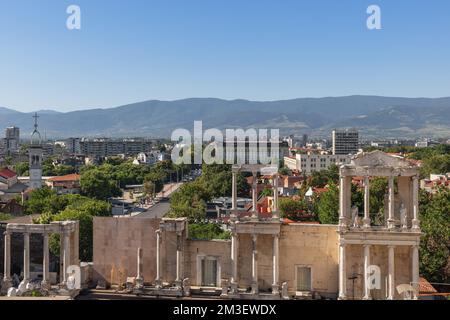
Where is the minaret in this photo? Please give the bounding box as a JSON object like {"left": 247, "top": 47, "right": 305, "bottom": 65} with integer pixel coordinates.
{"left": 29, "top": 112, "right": 43, "bottom": 189}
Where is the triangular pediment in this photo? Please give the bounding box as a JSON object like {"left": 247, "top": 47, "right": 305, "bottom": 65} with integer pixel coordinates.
{"left": 350, "top": 151, "right": 413, "bottom": 168}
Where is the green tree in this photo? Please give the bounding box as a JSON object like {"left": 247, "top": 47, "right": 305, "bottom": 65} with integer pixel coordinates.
{"left": 24, "top": 187, "right": 57, "bottom": 215}
{"left": 316, "top": 183, "right": 339, "bottom": 224}
{"left": 369, "top": 177, "right": 388, "bottom": 225}
{"left": 188, "top": 223, "right": 231, "bottom": 240}
{"left": 0, "top": 213, "right": 12, "bottom": 221}
{"left": 419, "top": 187, "right": 450, "bottom": 283}
{"left": 169, "top": 181, "right": 209, "bottom": 220}
{"left": 80, "top": 169, "right": 122, "bottom": 200}
{"left": 14, "top": 162, "right": 29, "bottom": 176}
{"left": 279, "top": 198, "right": 308, "bottom": 221}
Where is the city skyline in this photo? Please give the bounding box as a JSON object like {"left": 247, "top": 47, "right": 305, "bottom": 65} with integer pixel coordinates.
{"left": 1, "top": 0, "right": 450, "bottom": 112}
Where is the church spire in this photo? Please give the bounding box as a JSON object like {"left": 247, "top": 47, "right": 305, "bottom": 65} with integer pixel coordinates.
{"left": 30, "top": 112, "right": 42, "bottom": 145}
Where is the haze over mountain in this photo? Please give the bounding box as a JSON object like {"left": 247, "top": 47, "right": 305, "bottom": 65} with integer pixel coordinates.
{"left": 0, "top": 96, "right": 449, "bottom": 139}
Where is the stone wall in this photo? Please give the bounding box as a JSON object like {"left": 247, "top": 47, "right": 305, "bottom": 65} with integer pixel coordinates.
{"left": 278, "top": 223, "right": 339, "bottom": 298}
{"left": 92, "top": 216, "right": 160, "bottom": 285}
{"left": 184, "top": 239, "right": 231, "bottom": 287}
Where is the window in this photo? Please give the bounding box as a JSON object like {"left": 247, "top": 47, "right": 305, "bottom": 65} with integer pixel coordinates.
{"left": 200, "top": 256, "right": 218, "bottom": 287}
{"left": 296, "top": 266, "right": 312, "bottom": 292}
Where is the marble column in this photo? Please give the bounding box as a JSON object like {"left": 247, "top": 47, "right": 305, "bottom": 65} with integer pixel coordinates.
{"left": 387, "top": 245, "right": 395, "bottom": 300}
{"left": 387, "top": 176, "right": 396, "bottom": 229}
{"left": 135, "top": 247, "right": 144, "bottom": 289}
{"left": 62, "top": 231, "right": 71, "bottom": 285}
{"left": 230, "top": 233, "right": 238, "bottom": 293}
{"left": 41, "top": 232, "right": 50, "bottom": 289}
{"left": 251, "top": 171, "right": 258, "bottom": 220}
{"left": 272, "top": 234, "right": 280, "bottom": 294}
{"left": 363, "top": 244, "right": 371, "bottom": 300}
{"left": 338, "top": 242, "right": 347, "bottom": 300}
{"left": 412, "top": 245, "right": 419, "bottom": 300}
{"left": 272, "top": 174, "right": 279, "bottom": 220}
{"left": 231, "top": 171, "right": 238, "bottom": 220}
{"left": 339, "top": 176, "right": 347, "bottom": 228}
{"left": 175, "top": 232, "right": 182, "bottom": 284}
{"left": 3, "top": 230, "right": 12, "bottom": 289}
{"left": 251, "top": 234, "right": 258, "bottom": 294}
{"left": 23, "top": 232, "right": 30, "bottom": 284}
{"left": 412, "top": 176, "right": 420, "bottom": 230}
{"left": 363, "top": 176, "right": 371, "bottom": 228}
{"left": 155, "top": 230, "right": 161, "bottom": 288}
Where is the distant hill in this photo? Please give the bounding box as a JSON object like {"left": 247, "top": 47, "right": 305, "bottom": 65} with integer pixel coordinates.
{"left": 0, "top": 96, "right": 449, "bottom": 139}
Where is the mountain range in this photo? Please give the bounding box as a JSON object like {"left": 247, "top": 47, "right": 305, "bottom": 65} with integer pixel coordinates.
{"left": 0, "top": 96, "right": 449, "bottom": 139}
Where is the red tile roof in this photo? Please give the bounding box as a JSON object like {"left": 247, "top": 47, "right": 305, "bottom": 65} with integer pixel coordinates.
{"left": 47, "top": 174, "right": 81, "bottom": 182}
{"left": 419, "top": 277, "right": 437, "bottom": 294}
{"left": 0, "top": 168, "right": 17, "bottom": 179}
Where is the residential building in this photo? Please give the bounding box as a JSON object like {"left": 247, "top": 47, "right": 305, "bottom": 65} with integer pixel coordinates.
{"left": 65, "top": 137, "right": 82, "bottom": 154}
{"left": 46, "top": 174, "right": 81, "bottom": 195}
{"left": 0, "top": 168, "right": 28, "bottom": 201}
{"left": 80, "top": 138, "right": 153, "bottom": 157}
{"left": 284, "top": 153, "right": 352, "bottom": 175}
{"left": 4, "top": 126, "right": 20, "bottom": 155}
{"left": 332, "top": 129, "right": 359, "bottom": 155}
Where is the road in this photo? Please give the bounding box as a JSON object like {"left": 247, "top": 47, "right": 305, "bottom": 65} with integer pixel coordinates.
{"left": 134, "top": 182, "right": 182, "bottom": 218}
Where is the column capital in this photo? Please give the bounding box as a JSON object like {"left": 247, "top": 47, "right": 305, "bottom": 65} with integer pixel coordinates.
{"left": 363, "top": 243, "right": 371, "bottom": 248}
{"left": 387, "top": 245, "right": 396, "bottom": 250}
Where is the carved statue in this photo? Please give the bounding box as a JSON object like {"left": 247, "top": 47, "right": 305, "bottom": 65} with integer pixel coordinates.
{"left": 281, "top": 282, "right": 289, "bottom": 300}
{"left": 400, "top": 203, "right": 408, "bottom": 229}
{"left": 351, "top": 206, "right": 360, "bottom": 228}
{"left": 182, "top": 278, "right": 191, "bottom": 296}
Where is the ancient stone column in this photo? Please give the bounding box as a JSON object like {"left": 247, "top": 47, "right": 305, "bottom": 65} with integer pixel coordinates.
{"left": 363, "top": 244, "right": 371, "bottom": 300}
{"left": 62, "top": 230, "right": 71, "bottom": 285}
{"left": 412, "top": 245, "right": 419, "bottom": 299}
{"left": 3, "top": 230, "right": 12, "bottom": 289}
{"left": 23, "top": 232, "right": 30, "bottom": 283}
{"left": 339, "top": 176, "right": 347, "bottom": 228}
{"left": 175, "top": 232, "right": 182, "bottom": 283}
{"left": 412, "top": 176, "right": 420, "bottom": 230}
{"left": 135, "top": 247, "right": 144, "bottom": 289}
{"left": 251, "top": 171, "right": 258, "bottom": 220}
{"left": 251, "top": 234, "right": 258, "bottom": 294}
{"left": 231, "top": 171, "right": 237, "bottom": 211}
{"left": 155, "top": 230, "right": 161, "bottom": 288}
{"left": 272, "top": 234, "right": 280, "bottom": 294}
{"left": 272, "top": 174, "right": 279, "bottom": 220}
{"left": 338, "top": 242, "right": 347, "bottom": 300}
{"left": 230, "top": 232, "right": 238, "bottom": 293}
{"left": 387, "top": 245, "right": 395, "bottom": 300}
{"left": 42, "top": 232, "right": 50, "bottom": 290}
{"left": 387, "top": 176, "right": 395, "bottom": 229}
{"left": 363, "top": 176, "right": 371, "bottom": 228}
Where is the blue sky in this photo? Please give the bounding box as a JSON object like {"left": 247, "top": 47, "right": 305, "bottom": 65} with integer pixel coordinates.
{"left": 0, "top": 0, "right": 450, "bottom": 112}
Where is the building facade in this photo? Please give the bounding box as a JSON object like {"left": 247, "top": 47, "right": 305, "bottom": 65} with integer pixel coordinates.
{"left": 4, "top": 126, "right": 20, "bottom": 155}
{"left": 284, "top": 153, "right": 352, "bottom": 174}
{"left": 332, "top": 129, "right": 359, "bottom": 155}
{"left": 80, "top": 138, "right": 153, "bottom": 157}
